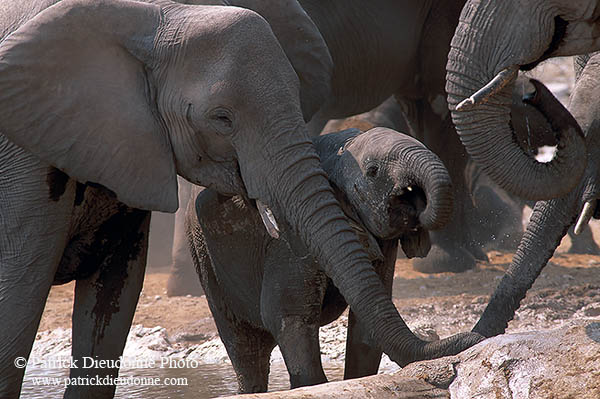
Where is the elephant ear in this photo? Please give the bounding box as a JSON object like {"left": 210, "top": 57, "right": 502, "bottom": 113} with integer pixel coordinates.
{"left": 313, "top": 129, "right": 362, "bottom": 167}
{"left": 0, "top": 0, "right": 178, "bottom": 212}
{"left": 228, "top": 0, "right": 333, "bottom": 120}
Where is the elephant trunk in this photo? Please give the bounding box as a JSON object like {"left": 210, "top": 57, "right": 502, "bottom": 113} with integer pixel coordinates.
{"left": 474, "top": 50, "right": 600, "bottom": 338}
{"left": 395, "top": 136, "right": 453, "bottom": 231}
{"left": 473, "top": 192, "right": 581, "bottom": 337}
{"left": 445, "top": 1, "right": 586, "bottom": 201}
{"left": 247, "top": 121, "right": 483, "bottom": 366}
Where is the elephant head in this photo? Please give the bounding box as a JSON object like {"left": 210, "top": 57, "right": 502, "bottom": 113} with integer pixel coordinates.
{"left": 316, "top": 128, "right": 453, "bottom": 259}
{"left": 472, "top": 55, "right": 600, "bottom": 338}
{"left": 0, "top": 0, "right": 483, "bottom": 366}
{"left": 445, "top": 0, "right": 600, "bottom": 201}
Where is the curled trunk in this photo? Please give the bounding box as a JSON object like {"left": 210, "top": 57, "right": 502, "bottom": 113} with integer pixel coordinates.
{"left": 445, "top": 2, "right": 586, "bottom": 201}
{"left": 394, "top": 136, "right": 453, "bottom": 231}
{"left": 473, "top": 50, "right": 600, "bottom": 337}
{"left": 257, "top": 123, "right": 482, "bottom": 365}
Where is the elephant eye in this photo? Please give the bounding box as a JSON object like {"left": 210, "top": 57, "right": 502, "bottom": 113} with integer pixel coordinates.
{"left": 208, "top": 107, "right": 235, "bottom": 135}
{"left": 366, "top": 164, "right": 379, "bottom": 178}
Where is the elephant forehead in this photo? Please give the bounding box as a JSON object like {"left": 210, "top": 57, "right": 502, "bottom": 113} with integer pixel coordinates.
{"left": 351, "top": 128, "right": 422, "bottom": 158}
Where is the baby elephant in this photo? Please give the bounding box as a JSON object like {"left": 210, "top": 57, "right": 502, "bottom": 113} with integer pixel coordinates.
{"left": 186, "top": 128, "right": 453, "bottom": 393}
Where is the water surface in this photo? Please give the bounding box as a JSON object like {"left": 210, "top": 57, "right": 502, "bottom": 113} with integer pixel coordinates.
{"left": 22, "top": 362, "right": 345, "bottom": 398}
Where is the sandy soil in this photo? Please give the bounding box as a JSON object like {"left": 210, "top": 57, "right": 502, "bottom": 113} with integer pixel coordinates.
{"left": 39, "top": 242, "right": 600, "bottom": 348}
{"left": 38, "top": 56, "right": 600, "bottom": 350}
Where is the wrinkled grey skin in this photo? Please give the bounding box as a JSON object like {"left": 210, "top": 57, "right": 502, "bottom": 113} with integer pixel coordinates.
{"left": 472, "top": 54, "right": 600, "bottom": 338}
{"left": 176, "top": 0, "right": 485, "bottom": 273}
{"left": 0, "top": 1, "right": 425, "bottom": 397}
{"left": 466, "top": 160, "right": 600, "bottom": 255}
{"left": 446, "top": 0, "right": 600, "bottom": 201}
{"left": 187, "top": 128, "right": 482, "bottom": 393}
{"left": 222, "top": 0, "right": 595, "bottom": 272}
{"left": 168, "top": 97, "right": 408, "bottom": 297}
{"left": 464, "top": 77, "right": 599, "bottom": 255}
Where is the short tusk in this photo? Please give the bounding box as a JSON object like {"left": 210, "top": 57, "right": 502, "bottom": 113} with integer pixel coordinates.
{"left": 456, "top": 65, "right": 519, "bottom": 111}
{"left": 256, "top": 200, "right": 280, "bottom": 239}
{"left": 574, "top": 200, "right": 596, "bottom": 235}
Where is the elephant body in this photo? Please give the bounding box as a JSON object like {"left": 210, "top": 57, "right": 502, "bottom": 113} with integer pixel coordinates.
{"left": 174, "top": 0, "right": 484, "bottom": 273}
{"left": 0, "top": 134, "right": 151, "bottom": 398}
{"left": 0, "top": 1, "right": 487, "bottom": 397}
{"left": 187, "top": 128, "right": 477, "bottom": 393}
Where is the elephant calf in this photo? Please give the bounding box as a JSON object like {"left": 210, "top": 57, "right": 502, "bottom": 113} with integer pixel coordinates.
{"left": 186, "top": 127, "right": 457, "bottom": 393}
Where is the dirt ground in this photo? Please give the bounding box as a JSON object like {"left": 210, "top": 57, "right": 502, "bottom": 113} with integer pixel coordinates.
{"left": 39, "top": 228, "right": 600, "bottom": 347}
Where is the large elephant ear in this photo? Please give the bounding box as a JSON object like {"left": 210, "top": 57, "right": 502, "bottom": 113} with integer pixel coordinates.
{"left": 0, "top": 0, "right": 179, "bottom": 212}
{"left": 228, "top": 0, "right": 333, "bottom": 120}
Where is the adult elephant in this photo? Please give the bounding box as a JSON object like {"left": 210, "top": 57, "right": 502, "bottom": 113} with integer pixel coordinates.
{"left": 470, "top": 55, "right": 600, "bottom": 338}
{"left": 187, "top": 128, "right": 460, "bottom": 393}
{"left": 2, "top": 1, "right": 478, "bottom": 397}
{"left": 177, "top": 0, "right": 489, "bottom": 273}
{"left": 445, "top": 0, "right": 600, "bottom": 201}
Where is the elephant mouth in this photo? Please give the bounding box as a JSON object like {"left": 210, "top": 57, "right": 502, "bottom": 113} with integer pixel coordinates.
{"left": 522, "top": 16, "right": 569, "bottom": 71}
{"left": 386, "top": 185, "right": 426, "bottom": 236}
{"left": 457, "top": 17, "right": 569, "bottom": 112}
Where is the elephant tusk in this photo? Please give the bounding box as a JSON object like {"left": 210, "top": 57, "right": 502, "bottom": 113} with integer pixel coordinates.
{"left": 257, "top": 200, "right": 280, "bottom": 239}
{"left": 456, "top": 65, "right": 519, "bottom": 111}
{"left": 574, "top": 200, "right": 596, "bottom": 235}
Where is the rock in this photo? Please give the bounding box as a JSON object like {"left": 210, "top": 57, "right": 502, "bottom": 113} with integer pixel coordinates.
{"left": 399, "top": 357, "right": 460, "bottom": 390}
{"left": 218, "top": 375, "right": 448, "bottom": 399}
{"left": 449, "top": 319, "right": 600, "bottom": 399}
{"left": 216, "top": 320, "right": 600, "bottom": 399}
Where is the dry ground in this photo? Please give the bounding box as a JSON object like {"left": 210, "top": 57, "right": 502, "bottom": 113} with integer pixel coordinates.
{"left": 39, "top": 244, "right": 600, "bottom": 346}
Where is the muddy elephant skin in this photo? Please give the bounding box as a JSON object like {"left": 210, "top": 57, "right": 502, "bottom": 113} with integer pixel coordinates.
{"left": 187, "top": 128, "right": 484, "bottom": 393}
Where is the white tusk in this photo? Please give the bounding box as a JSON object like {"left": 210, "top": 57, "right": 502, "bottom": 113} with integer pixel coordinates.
{"left": 456, "top": 65, "right": 519, "bottom": 111}
{"left": 407, "top": 186, "right": 413, "bottom": 192}
{"left": 574, "top": 200, "right": 596, "bottom": 235}
{"left": 257, "top": 200, "right": 280, "bottom": 239}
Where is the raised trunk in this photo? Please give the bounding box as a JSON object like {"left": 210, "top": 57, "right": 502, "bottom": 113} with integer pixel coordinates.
{"left": 473, "top": 192, "right": 580, "bottom": 337}
{"left": 445, "top": 2, "right": 586, "bottom": 201}
{"left": 397, "top": 138, "right": 453, "bottom": 231}
{"left": 258, "top": 123, "right": 483, "bottom": 366}
{"left": 473, "top": 49, "right": 600, "bottom": 338}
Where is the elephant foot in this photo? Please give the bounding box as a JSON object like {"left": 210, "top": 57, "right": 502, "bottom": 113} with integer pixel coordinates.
{"left": 466, "top": 243, "right": 488, "bottom": 262}
{"left": 568, "top": 237, "right": 600, "bottom": 255}
{"left": 412, "top": 244, "right": 476, "bottom": 273}
{"left": 166, "top": 267, "right": 204, "bottom": 297}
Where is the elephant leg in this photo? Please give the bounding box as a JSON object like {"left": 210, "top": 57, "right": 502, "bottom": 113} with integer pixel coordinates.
{"left": 344, "top": 240, "right": 397, "bottom": 379}
{"left": 65, "top": 210, "right": 150, "bottom": 399}
{"left": 166, "top": 177, "right": 203, "bottom": 297}
{"left": 567, "top": 225, "right": 600, "bottom": 255}
{"left": 212, "top": 304, "right": 275, "bottom": 394}
{"left": 187, "top": 190, "right": 275, "bottom": 393}
{"left": 261, "top": 242, "right": 328, "bottom": 389}
{"left": 198, "top": 252, "right": 275, "bottom": 394}
{"left": 0, "top": 137, "right": 75, "bottom": 398}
